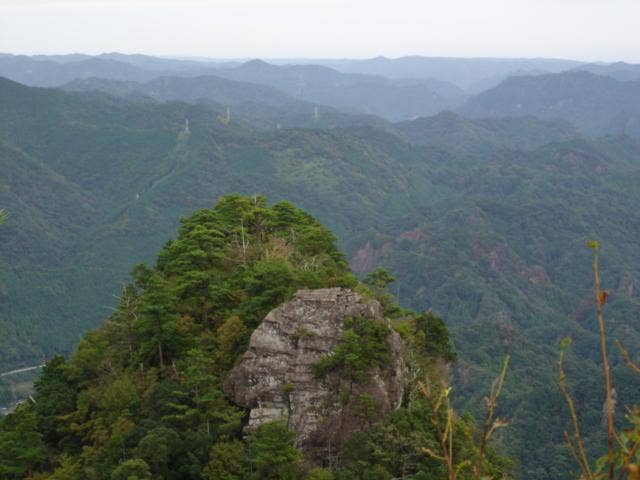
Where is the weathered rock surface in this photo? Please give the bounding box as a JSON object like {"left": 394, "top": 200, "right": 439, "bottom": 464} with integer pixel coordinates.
{"left": 223, "top": 288, "right": 406, "bottom": 464}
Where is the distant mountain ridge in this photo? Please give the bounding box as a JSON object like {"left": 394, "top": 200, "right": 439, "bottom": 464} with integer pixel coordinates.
{"left": 1, "top": 52, "right": 583, "bottom": 90}
{"left": 207, "top": 59, "right": 466, "bottom": 120}
{"left": 61, "top": 75, "right": 394, "bottom": 132}
{"left": 0, "top": 53, "right": 240, "bottom": 88}
{"left": 6, "top": 52, "right": 640, "bottom": 127}
{"left": 460, "top": 70, "right": 640, "bottom": 141}
{"left": 315, "top": 55, "right": 583, "bottom": 90}
{"left": 63, "top": 74, "right": 298, "bottom": 107}
{"left": 0, "top": 54, "right": 465, "bottom": 121}
{"left": 0, "top": 55, "right": 156, "bottom": 86}
{"left": 572, "top": 61, "right": 640, "bottom": 81}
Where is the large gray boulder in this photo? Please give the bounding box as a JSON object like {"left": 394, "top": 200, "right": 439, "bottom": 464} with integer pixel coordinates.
{"left": 223, "top": 287, "right": 406, "bottom": 464}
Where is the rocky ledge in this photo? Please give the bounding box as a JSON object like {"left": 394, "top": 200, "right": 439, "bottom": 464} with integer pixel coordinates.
{"left": 223, "top": 287, "right": 405, "bottom": 465}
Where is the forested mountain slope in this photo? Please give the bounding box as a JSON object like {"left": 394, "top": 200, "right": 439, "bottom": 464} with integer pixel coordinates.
{"left": 3, "top": 77, "right": 640, "bottom": 478}
{"left": 63, "top": 75, "right": 297, "bottom": 108}
{"left": 461, "top": 71, "right": 640, "bottom": 141}
{"left": 0, "top": 196, "right": 503, "bottom": 480}
{"left": 355, "top": 135, "right": 640, "bottom": 477}
{"left": 395, "top": 111, "right": 580, "bottom": 153}
{"left": 0, "top": 76, "right": 441, "bottom": 372}
{"left": 61, "top": 75, "right": 393, "bottom": 132}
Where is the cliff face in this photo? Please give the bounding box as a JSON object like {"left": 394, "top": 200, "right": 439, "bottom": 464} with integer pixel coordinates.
{"left": 223, "top": 288, "right": 406, "bottom": 464}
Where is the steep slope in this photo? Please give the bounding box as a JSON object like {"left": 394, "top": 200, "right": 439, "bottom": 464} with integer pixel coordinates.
{"left": 0, "top": 139, "right": 97, "bottom": 369}
{"left": 0, "top": 196, "right": 480, "bottom": 480}
{"left": 461, "top": 71, "right": 640, "bottom": 141}
{"left": 396, "top": 111, "right": 580, "bottom": 153}
{"left": 62, "top": 75, "right": 394, "bottom": 132}
{"left": 63, "top": 75, "right": 296, "bottom": 108}
{"left": 0, "top": 77, "right": 249, "bottom": 367}
{"left": 224, "top": 288, "right": 406, "bottom": 463}
{"left": 0, "top": 77, "right": 442, "bottom": 373}
{"left": 353, "top": 136, "right": 640, "bottom": 477}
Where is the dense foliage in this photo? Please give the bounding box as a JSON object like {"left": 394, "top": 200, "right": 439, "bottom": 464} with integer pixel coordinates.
{"left": 0, "top": 195, "right": 350, "bottom": 478}
{"left": 461, "top": 71, "right": 640, "bottom": 141}
{"left": 312, "top": 316, "right": 391, "bottom": 382}
{"left": 3, "top": 68, "right": 640, "bottom": 479}
{"left": 0, "top": 195, "right": 497, "bottom": 480}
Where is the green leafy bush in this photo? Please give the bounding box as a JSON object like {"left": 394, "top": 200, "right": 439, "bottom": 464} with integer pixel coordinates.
{"left": 312, "top": 316, "right": 390, "bottom": 382}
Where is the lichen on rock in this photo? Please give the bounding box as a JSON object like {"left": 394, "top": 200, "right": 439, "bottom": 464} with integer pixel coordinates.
{"left": 223, "top": 287, "right": 406, "bottom": 465}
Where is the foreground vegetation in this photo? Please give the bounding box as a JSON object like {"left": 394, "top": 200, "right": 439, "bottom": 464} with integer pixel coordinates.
{"left": 557, "top": 241, "right": 640, "bottom": 479}
{"left": 0, "top": 196, "right": 509, "bottom": 479}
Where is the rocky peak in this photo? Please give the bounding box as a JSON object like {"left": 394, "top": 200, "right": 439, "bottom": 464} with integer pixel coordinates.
{"left": 223, "top": 288, "right": 406, "bottom": 465}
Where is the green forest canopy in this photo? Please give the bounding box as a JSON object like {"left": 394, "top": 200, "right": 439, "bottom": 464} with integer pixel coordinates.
{"left": 0, "top": 195, "right": 501, "bottom": 480}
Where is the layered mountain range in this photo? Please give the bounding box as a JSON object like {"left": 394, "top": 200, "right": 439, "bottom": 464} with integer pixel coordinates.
{"left": 2, "top": 53, "right": 640, "bottom": 478}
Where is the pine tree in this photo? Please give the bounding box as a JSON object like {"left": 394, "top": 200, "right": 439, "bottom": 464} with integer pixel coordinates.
{"left": 135, "top": 272, "right": 181, "bottom": 369}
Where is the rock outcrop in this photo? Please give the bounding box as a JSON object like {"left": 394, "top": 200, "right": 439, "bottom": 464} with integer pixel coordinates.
{"left": 223, "top": 288, "right": 405, "bottom": 464}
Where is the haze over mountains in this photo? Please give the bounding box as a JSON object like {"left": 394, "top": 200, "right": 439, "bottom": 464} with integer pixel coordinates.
{"left": 4, "top": 51, "right": 640, "bottom": 132}
{"left": 0, "top": 52, "right": 583, "bottom": 90}
{"left": 2, "top": 52, "right": 640, "bottom": 479}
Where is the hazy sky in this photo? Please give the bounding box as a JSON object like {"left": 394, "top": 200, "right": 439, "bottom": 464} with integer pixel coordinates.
{"left": 1, "top": 0, "right": 639, "bottom": 62}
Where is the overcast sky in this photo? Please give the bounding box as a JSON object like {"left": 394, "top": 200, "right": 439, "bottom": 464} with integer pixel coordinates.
{"left": 1, "top": 0, "right": 639, "bottom": 62}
